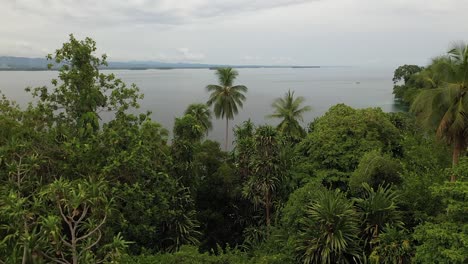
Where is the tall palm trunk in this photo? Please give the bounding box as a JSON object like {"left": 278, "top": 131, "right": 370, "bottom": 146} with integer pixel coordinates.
{"left": 265, "top": 188, "right": 271, "bottom": 228}
{"left": 22, "top": 221, "right": 28, "bottom": 264}
{"left": 451, "top": 138, "right": 463, "bottom": 182}
{"left": 225, "top": 118, "right": 229, "bottom": 151}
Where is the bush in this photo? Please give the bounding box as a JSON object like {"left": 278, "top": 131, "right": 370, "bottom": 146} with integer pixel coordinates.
{"left": 349, "top": 150, "right": 402, "bottom": 193}
{"left": 121, "top": 245, "right": 249, "bottom": 264}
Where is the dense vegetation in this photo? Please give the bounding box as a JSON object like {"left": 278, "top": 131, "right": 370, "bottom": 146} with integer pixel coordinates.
{"left": 1, "top": 35, "right": 467, "bottom": 263}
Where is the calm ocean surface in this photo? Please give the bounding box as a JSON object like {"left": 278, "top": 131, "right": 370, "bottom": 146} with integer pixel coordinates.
{"left": 0, "top": 67, "right": 400, "bottom": 147}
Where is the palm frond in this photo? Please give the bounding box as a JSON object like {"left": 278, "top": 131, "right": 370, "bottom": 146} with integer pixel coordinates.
{"left": 267, "top": 90, "right": 311, "bottom": 138}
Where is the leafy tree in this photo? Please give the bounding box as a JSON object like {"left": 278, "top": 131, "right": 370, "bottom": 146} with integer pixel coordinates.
{"left": 413, "top": 178, "right": 468, "bottom": 263}
{"left": 349, "top": 151, "right": 403, "bottom": 193}
{"left": 281, "top": 181, "right": 325, "bottom": 235}
{"left": 392, "top": 65, "right": 425, "bottom": 105}
{"left": 171, "top": 114, "right": 205, "bottom": 189}
{"left": 206, "top": 68, "right": 248, "bottom": 150}
{"left": 195, "top": 158, "right": 246, "bottom": 252}
{"left": 26, "top": 34, "right": 142, "bottom": 137}
{"left": 184, "top": 103, "right": 213, "bottom": 136}
{"left": 0, "top": 96, "right": 51, "bottom": 264}
{"left": 411, "top": 42, "right": 468, "bottom": 181}
{"left": 298, "top": 104, "right": 400, "bottom": 187}
{"left": 0, "top": 35, "right": 171, "bottom": 262}
{"left": 393, "top": 65, "right": 425, "bottom": 84}
{"left": 369, "top": 226, "right": 412, "bottom": 264}
{"left": 160, "top": 185, "right": 201, "bottom": 252}
{"left": 268, "top": 90, "right": 311, "bottom": 139}
{"left": 37, "top": 177, "right": 127, "bottom": 264}
{"left": 297, "top": 189, "right": 361, "bottom": 264}
{"left": 173, "top": 114, "right": 204, "bottom": 142}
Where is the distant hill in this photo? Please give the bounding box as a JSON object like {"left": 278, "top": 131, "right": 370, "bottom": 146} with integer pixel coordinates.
{"left": 0, "top": 56, "right": 320, "bottom": 70}
{"left": 0, "top": 56, "right": 53, "bottom": 70}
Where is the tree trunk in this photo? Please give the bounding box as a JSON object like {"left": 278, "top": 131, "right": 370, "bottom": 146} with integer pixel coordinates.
{"left": 451, "top": 140, "right": 462, "bottom": 182}
{"left": 71, "top": 225, "right": 78, "bottom": 264}
{"left": 21, "top": 225, "right": 28, "bottom": 264}
{"left": 72, "top": 239, "right": 78, "bottom": 264}
{"left": 225, "top": 118, "right": 229, "bottom": 151}
{"left": 265, "top": 188, "right": 271, "bottom": 227}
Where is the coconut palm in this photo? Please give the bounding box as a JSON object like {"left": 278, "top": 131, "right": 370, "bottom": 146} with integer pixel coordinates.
{"left": 184, "top": 103, "right": 212, "bottom": 135}
{"left": 268, "top": 90, "right": 311, "bottom": 138}
{"left": 411, "top": 42, "right": 468, "bottom": 182}
{"left": 206, "top": 68, "right": 248, "bottom": 151}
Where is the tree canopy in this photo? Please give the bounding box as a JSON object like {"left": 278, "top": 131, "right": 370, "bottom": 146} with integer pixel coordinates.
{"left": 1, "top": 35, "right": 466, "bottom": 264}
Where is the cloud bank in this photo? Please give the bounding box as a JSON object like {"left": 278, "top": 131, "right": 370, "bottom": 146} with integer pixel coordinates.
{"left": 1, "top": 0, "right": 468, "bottom": 66}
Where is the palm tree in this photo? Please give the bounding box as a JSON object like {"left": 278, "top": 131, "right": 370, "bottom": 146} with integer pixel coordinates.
{"left": 243, "top": 125, "right": 283, "bottom": 228}
{"left": 354, "top": 183, "right": 402, "bottom": 252}
{"left": 184, "top": 103, "right": 212, "bottom": 135}
{"left": 297, "top": 189, "right": 361, "bottom": 264}
{"left": 268, "top": 90, "right": 311, "bottom": 138}
{"left": 411, "top": 42, "right": 468, "bottom": 182}
{"left": 206, "top": 68, "right": 248, "bottom": 151}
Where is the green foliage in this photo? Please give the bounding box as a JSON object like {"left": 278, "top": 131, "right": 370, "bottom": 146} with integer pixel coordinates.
{"left": 121, "top": 245, "right": 250, "bottom": 264}
{"left": 354, "top": 184, "right": 403, "bottom": 251}
{"left": 26, "top": 34, "right": 142, "bottom": 136}
{"left": 2, "top": 35, "right": 467, "bottom": 264}
{"left": 122, "top": 244, "right": 295, "bottom": 264}
{"left": 396, "top": 122, "right": 450, "bottom": 226}
{"left": 369, "top": 226, "right": 412, "bottom": 264}
{"left": 233, "top": 120, "right": 255, "bottom": 179}
{"left": 350, "top": 151, "right": 402, "bottom": 193}
{"left": 206, "top": 68, "right": 248, "bottom": 150}
{"left": 297, "top": 189, "right": 361, "bottom": 264}
{"left": 174, "top": 114, "right": 205, "bottom": 142}
{"left": 413, "top": 174, "right": 468, "bottom": 263}
{"left": 268, "top": 90, "right": 311, "bottom": 140}
{"left": 452, "top": 156, "right": 468, "bottom": 180}
{"left": 38, "top": 177, "right": 126, "bottom": 264}
{"left": 281, "top": 181, "right": 325, "bottom": 234}
{"left": 194, "top": 142, "right": 245, "bottom": 252}
{"left": 184, "top": 103, "right": 213, "bottom": 135}
{"left": 112, "top": 173, "right": 189, "bottom": 254}
{"left": 248, "top": 227, "right": 297, "bottom": 264}
{"left": 299, "top": 104, "right": 400, "bottom": 187}
{"left": 410, "top": 42, "right": 468, "bottom": 181}
{"left": 171, "top": 114, "right": 205, "bottom": 188}
{"left": 206, "top": 67, "right": 247, "bottom": 120}
{"left": 393, "top": 65, "right": 424, "bottom": 84}
{"left": 243, "top": 125, "right": 285, "bottom": 227}
{"left": 392, "top": 64, "right": 424, "bottom": 104}
{"left": 413, "top": 221, "right": 468, "bottom": 264}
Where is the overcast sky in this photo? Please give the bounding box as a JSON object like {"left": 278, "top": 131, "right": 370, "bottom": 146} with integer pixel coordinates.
{"left": 1, "top": 0, "right": 467, "bottom": 67}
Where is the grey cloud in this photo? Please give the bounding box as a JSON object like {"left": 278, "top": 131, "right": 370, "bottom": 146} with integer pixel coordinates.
{"left": 151, "top": 48, "right": 205, "bottom": 62}
{"left": 1, "top": 0, "right": 468, "bottom": 66}
{"left": 8, "top": 0, "right": 316, "bottom": 25}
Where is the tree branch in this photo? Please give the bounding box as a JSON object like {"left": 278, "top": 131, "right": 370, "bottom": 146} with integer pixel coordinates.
{"left": 57, "top": 202, "right": 74, "bottom": 249}
{"left": 60, "top": 235, "right": 73, "bottom": 248}
{"left": 38, "top": 251, "right": 71, "bottom": 264}
{"left": 76, "top": 213, "right": 107, "bottom": 242}
{"left": 73, "top": 204, "right": 89, "bottom": 232}
{"left": 80, "top": 230, "right": 102, "bottom": 256}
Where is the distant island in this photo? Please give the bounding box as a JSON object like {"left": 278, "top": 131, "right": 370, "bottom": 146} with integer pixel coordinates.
{"left": 0, "top": 56, "right": 320, "bottom": 71}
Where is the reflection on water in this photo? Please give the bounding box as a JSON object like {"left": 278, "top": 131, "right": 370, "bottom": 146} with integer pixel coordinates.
{"left": 0, "top": 67, "right": 398, "bottom": 148}
{"left": 391, "top": 99, "right": 410, "bottom": 112}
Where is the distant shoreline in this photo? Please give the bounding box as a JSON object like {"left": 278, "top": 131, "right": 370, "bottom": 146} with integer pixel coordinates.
{"left": 0, "top": 66, "right": 322, "bottom": 71}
